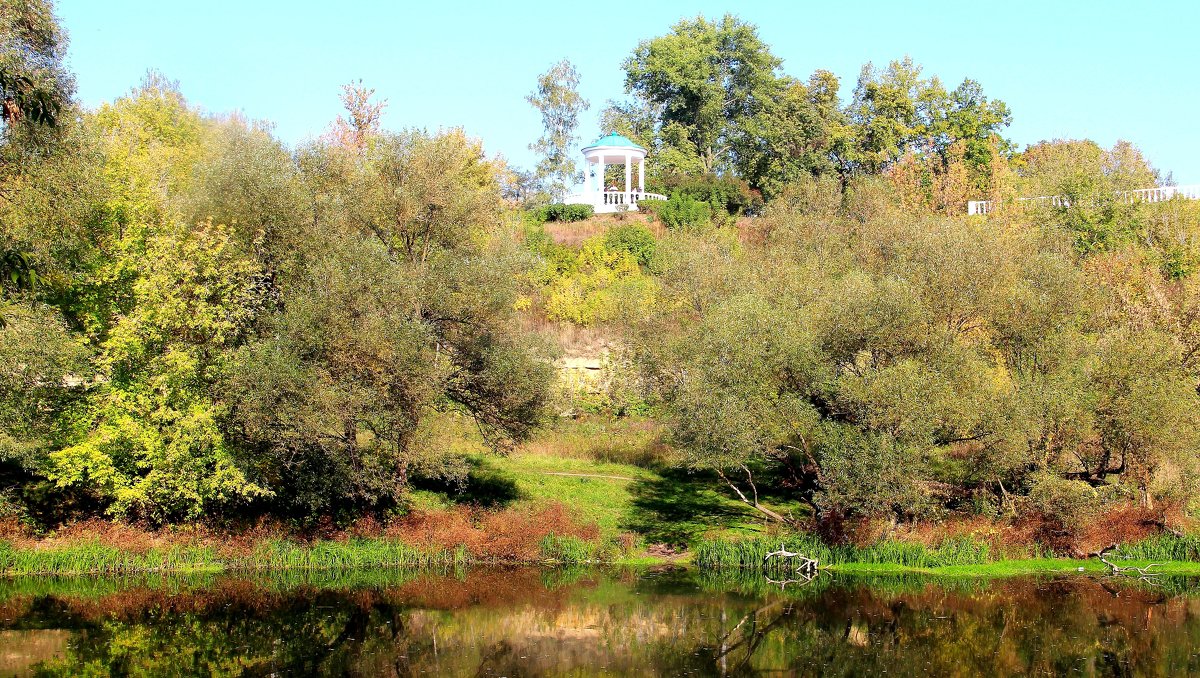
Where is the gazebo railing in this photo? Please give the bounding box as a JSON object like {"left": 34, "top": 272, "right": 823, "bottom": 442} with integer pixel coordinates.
{"left": 601, "top": 190, "right": 668, "bottom": 207}
{"left": 967, "top": 184, "right": 1200, "bottom": 216}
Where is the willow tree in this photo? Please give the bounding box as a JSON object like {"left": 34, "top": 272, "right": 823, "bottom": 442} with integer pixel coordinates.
{"left": 228, "top": 124, "right": 554, "bottom": 520}
{"left": 0, "top": 0, "right": 74, "bottom": 132}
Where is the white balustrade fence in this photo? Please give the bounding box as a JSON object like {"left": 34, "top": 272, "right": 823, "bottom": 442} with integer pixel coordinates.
{"left": 601, "top": 191, "right": 667, "bottom": 207}
{"left": 565, "top": 190, "right": 668, "bottom": 213}
{"left": 967, "top": 184, "right": 1200, "bottom": 216}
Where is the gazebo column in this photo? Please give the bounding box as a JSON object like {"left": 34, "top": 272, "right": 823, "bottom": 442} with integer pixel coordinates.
{"left": 638, "top": 157, "right": 645, "bottom": 192}
{"left": 624, "top": 153, "right": 632, "bottom": 199}
{"left": 597, "top": 157, "right": 605, "bottom": 196}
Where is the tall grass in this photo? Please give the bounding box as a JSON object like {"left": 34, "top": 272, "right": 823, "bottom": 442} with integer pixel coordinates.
{"left": 1113, "top": 533, "right": 1200, "bottom": 562}
{"left": 536, "top": 534, "right": 630, "bottom": 564}
{"left": 697, "top": 532, "right": 1200, "bottom": 572}
{"left": 237, "top": 539, "right": 464, "bottom": 571}
{"left": 0, "top": 533, "right": 622, "bottom": 576}
{"left": 0, "top": 540, "right": 222, "bottom": 576}
{"left": 695, "top": 535, "right": 995, "bottom": 572}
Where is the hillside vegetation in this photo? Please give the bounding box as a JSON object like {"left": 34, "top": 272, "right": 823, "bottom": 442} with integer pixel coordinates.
{"left": 3, "top": 2, "right": 1200, "bottom": 563}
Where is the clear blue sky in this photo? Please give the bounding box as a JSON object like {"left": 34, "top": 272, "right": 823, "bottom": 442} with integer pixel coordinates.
{"left": 56, "top": 0, "right": 1200, "bottom": 184}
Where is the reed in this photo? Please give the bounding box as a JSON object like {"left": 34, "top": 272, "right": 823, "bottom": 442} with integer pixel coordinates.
{"left": 0, "top": 533, "right": 620, "bottom": 576}
{"left": 0, "top": 540, "right": 221, "bottom": 576}
{"left": 235, "top": 539, "right": 462, "bottom": 571}
{"left": 539, "top": 534, "right": 604, "bottom": 564}
{"left": 1112, "top": 533, "right": 1200, "bottom": 562}
{"left": 695, "top": 534, "right": 995, "bottom": 572}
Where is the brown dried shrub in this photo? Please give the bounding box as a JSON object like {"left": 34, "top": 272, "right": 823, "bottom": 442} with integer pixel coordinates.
{"left": 385, "top": 502, "right": 599, "bottom": 561}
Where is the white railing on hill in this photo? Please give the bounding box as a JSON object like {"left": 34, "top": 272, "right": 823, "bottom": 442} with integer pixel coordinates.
{"left": 967, "top": 184, "right": 1200, "bottom": 216}
{"left": 563, "top": 190, "right": 669, "bottom": 214}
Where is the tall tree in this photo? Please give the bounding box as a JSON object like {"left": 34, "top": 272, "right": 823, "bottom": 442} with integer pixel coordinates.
{"left": 1, "top": 0, "right": 76, "bottom": 309}
{"left": 526, "top": 59, "right": 588, "bottom": 202}
{"left": 847, "top": 57, "right": 1011, "bottom": 180}
{"left": 230, "top": 123, "right": 554, "bottom": 519}
{"left": 621, "top": 14, "right": 782, "bottom": 175}
{"left": 735, "top": 71, "right": 847, "bottom": 200}
{"left": 0, "top": 0, "right": 73, "bottom": 131}
{"left": 329, "top": 80, "right": 386, "bottom": 152}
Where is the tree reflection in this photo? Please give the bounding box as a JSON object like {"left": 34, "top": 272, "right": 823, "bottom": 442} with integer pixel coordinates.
{"left": 1, "top": 570, "right": 1198, "bottom": 677}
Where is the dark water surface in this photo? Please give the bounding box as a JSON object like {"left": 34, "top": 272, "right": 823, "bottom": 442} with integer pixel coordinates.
{"left": 2, "top": 567, "right": 1199, "bottom": 676}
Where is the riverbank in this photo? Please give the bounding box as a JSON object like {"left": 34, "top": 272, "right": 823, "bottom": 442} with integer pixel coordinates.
{"left": 7, "top": 537, "right": 1200, "bottom": 578}
{"left": 694, "top": 532, "right": 1200, "bottom": 579}
{"left": 0, "top": 533, "right": 651, "bottom": 577}
{"left": 6, "top": 418, "right": 1200, "bottom": 578}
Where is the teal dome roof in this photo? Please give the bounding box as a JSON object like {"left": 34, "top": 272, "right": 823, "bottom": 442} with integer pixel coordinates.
{"left": 583, "top": 133, "right": 645, "bottom": 151}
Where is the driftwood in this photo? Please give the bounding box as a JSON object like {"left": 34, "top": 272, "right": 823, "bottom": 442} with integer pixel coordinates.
{"left": 763, "top": 544, "right": 819, "bottom": 588}
{"left": 1094, "top": 544, "right": 1162, "bottom": 583}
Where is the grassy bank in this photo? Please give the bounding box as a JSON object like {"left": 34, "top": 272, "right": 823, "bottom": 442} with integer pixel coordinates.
{"left": 694, "top": 533, "right": 1200, "bottom": 577}
{"left": 0, "top": 534, "right": 630, "bottom": 576}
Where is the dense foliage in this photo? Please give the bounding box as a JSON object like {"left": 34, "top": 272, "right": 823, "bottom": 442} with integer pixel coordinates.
{"left": 629, "top": 176, "right": 1200, "bottom": 536}
{"left": 535, "top": 202, "right": 594, "bottom": 222}
{"left": 0, "top": 10, "right": 553, "bottom": 525}
{"left": 3, "top": 4, "right": 1199, "bottom": 549}
{"left": 603, "top": 15, "right": 1011, "bottom": 205}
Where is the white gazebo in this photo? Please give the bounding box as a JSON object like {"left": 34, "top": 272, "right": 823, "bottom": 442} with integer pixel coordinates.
{"left": 564, "top": 133, "right": 666, "bottom": 213}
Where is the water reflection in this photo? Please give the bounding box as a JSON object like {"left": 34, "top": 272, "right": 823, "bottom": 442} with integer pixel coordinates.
{"left": 1, "top": 567, "right": 1199, "bottom": 676}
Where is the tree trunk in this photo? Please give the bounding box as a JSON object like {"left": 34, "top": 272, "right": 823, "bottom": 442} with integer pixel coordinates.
{"left": 715, "top": 468, "right": 792, "bottom": 525}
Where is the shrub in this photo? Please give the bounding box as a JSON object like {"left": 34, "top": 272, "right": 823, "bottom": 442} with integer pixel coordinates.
{"left": 520, "top": 220, "right": 555, "bottom": 253}
{"left": 663, "top": 174, "right": 761, "bottom": 215}
{"left": 539, "top": 203, "right": 594, "bottom": 222}
{"left": 651, "top": 194, "right": 713, "bottom": 231}
{"left": 539, "top": 238, "right": 657, "bottom": 326}
{"left": 603, "top": 223, "right": 658, "bottom": 268}
{"left": 1027, "top": 472, "right": 1103, "bottom": 534}
{"left": 637, "top": 198, "right": 667, "bottom": 217}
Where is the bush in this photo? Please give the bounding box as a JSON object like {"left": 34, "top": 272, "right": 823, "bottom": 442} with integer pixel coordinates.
{"left": 603, "top": 223, "right": 658, "bottom": 268}
{"left": 1027, "top": 472, "right": 1102, "bottom": 533}
{"left": 538, "top": 203, "right": 594, "bottom": 222}
{"left": 663, "top": 174, "right": 762, "bottom": 216}
{"left": 649, "top": 194, "right": 713, "bottom": 231}
{"left": 520, "top": 220, "right": 555, "bottom": 253}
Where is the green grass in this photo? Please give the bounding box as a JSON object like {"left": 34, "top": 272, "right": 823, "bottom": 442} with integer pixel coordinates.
{"left": 1112, "top": 533, "right": 1200, "bottom": 561}
{"left": 694, "top": 532, "right": 1200, "bottom": 577}
{"left": 694, "top": 534, "right": 1001, "bottom": 573}
{"left": 0, "top": 540, "right": 225, "bottom": 577}
{"left": 0, "top": 535, "right": 638, "bottom": 577}
{"left": 449, "top": 418, "right": 808, "bottom": 546}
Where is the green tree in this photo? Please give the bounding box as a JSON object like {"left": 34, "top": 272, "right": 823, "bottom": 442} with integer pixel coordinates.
{"left": 527, "top": 59, "right": 588, "bottom": 202}
{"left": 847, "top": 58, "right": 1011, "bottom": 180}
{"left": 736, "top": 71, "right": 846, "bottom": 199}
{"left": 1019, "top": 139, "right": 1161, "bottom": 254}
{"left": 621, "top": 14, "right": 783, "bottom": 175}
{"left": 0, "top": 0, "right": 74, "bottom": 131}
{"left": 228, "top": 126, "right": 554, "bottom": 519}
{"left": 0, "top": 0, "right": 80, "bottom": 324}
{"left": 48, "top": 221, "right": 270, "bottom": 521}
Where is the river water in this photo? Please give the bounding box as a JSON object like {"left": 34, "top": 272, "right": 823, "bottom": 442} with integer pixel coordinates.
{"left": 1, "top": 567, "right": 1198, "bottom": 676}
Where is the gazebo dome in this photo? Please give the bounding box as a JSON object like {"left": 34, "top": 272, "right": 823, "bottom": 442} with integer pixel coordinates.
{"left": 582, "top": 133, "right": 646, "bottom": 154}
